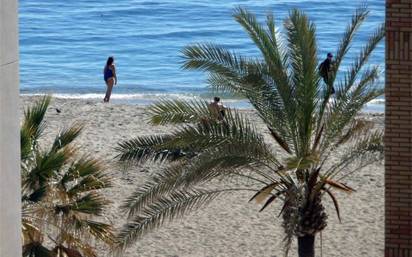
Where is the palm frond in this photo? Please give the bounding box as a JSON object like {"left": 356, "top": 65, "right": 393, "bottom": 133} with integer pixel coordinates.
{"left": 320, "top": 66, "right": 382, "bottom": 151}
{"left": 168, "top": 108, "right": 268, "bottom": 152}
{"left": 54, "top": 245, "right": 83, "bottom": 257}
{"left": 22, "top": 219, "right": 43, "bottom": 244}
{"left": 66, "top": 173, "right": 112, "bottom": 197}
{"left": 284, "top": 9, "right": 320, "bottom": 157}
{"left": 316, "top": 8, "right": 377, "bottom": 138}
{"left": 331, "top": 6, "right": 369, "bottom": 84}
{"left": 55, "top": 233, "right": 97, "bottom": 257}
{"left": 55, "top": 192, "right": 108, "bottom": 216}
{"left": 24, "top": 147, "right": 74, "bottom": 191}
{"left": 259, "top": 190, "right": 287, "bottom": 212}
{"left": 115, "top": 134, "right": 179, "bottom": 163}
{"left": 183, "top": 10, "right": 293, "bottom": 149}
{"left": 321, "top": 179, "right": 355, "bottom": 193}
{"left": 21, "top": 127, "right": 34, "bottom": 163}
{"left": 120, "top": 162, "right": 187, "bottom": 218}
{"left": 175, "top": 142, "right": 275, "bottom": 188}
{"left": 116, "top": 188, "right": 225, "bottom": 251}
{"left": 62, "top": 158, "right": 111, "bottom": 197}
{"left": 338, "top": 23, "right": 385, "bottom": 94}
{"left": 182, "top": 45, "right": 278, "bottom": 108}
{"left": 323, "top": 188, "right": 341, "bottom": 222}
{"left": 51, "top": 124, "right": 83, "bottom": 152}
{"left": 233, "top": 8, "right": 296, "bottom": 147}
{"left": 24, "top": 186, "right": 48, "bottom": 203}
{"left": 117, "top": 106, "right": 274, "bottom": 165}
{"left": 249, "top": 182, "right": 280, "bottom": 203}
{"left": 268, "top": 126, "right": 293, "bottom": 155}
{"left": 148, "top": 99, "right": 215, "bottom": 125}
{"left": 206, "top": 72, "right": 243, "bottom": 94}
{"left": 68, "top": 218, "right": 115, "bottom": 246}
{"left": 122, "top": 140, "right": 274, "bottom": 219}
{"left": 61, "top": 157, "right": 109, "bottom": 187}
{"left": 23, "top": 242, "right": 54, "bottom": 257}
{"left": 182, "top": 43, "right": 246, "bottom": 74}
{"left": 335, "top": 118, "right": 373, "bottom": 147}
{"left": 325, "top": 86, "right": 382, "bottom": 149}
{"left": 83, "top": 220, "right": 116, "bottom": 245}
{"left": 114, "top": 7, "right": 385, "bottom": 254}
{"left": 22, "top": 95, "right": 51, "bottom": 143}
{"left": 325, "top": 130, "right": 383, "bottom": 178}
{"left": 181, "top": 43, "right": 247, "bottom": 93}
{"left": 218, "top": 60, "right": 295, "bottom": 153}
{"left": 21, "top": 96, "right": 114, "bottom": 256}
{"left": 182, "top": 10, "right": 296, "bottom": 151}
{"left": 233, "top": 7, "right": 289, "bottom": 87}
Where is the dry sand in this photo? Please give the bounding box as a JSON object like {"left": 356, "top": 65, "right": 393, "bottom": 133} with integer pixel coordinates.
{"left": 20, "top": 96, "right": 385, "bottom": 257}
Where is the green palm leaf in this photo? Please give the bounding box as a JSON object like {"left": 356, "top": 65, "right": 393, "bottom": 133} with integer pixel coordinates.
{"left": 55, "top": 192, "right": 108, "bottom": 216}
{"left": 115, "top": 134, "right": 178, "bottom": 163}
{"left": 21, "top": 127, "right": 34, "bottom": 163}
{"left": 116, "top": 7, "right": 384, "bottom": 256}
{"left": 22, "top": 95, "right": 51, "bottom": 142}
{"left": 21, "top": 96, "right": 115, "bottom": 256}
{"left": 182, "top": 43, "right": 248, "bottom": 78}
{"left": 326, "top": 130, "right": 383, "bottom": 178}
{"left": 233, "top": 7, "right": 288, "bottom": 87}
{"left": 233, "top": 8, "right": 295, "bottom": 146}
{"left": 117, "top": 103, "right": 275, "bottom": 165}
{"left": 320, "top": 67, "right": 383, "bottom": 152}
{"left": 23, "top": 242, "right": 54, "bottom": 257}
{"left": 24, "top": 147, "right": 73, "bottom": 191}
{"left": 285, "top": 9, "right": 320, "bottom": 157}
{"left": 62, "top": 158, "right": 111, "bottom": 196}
{"left": 123, "top": 144, "right": 272, "bottom": 216}
{"left": 51, "top": 124, "right": 83, "bottom": 152}
{"left": 331, "top": 6, "right": 369, "bottom": 84}
{"left": 116, "top": 189, "right": 226, "bottom": 251}
{"left": 148, "top": 99, "right": 214, "bottom": 125}
{"left": 339, "top": 23, "right": 385, "bottom": 94}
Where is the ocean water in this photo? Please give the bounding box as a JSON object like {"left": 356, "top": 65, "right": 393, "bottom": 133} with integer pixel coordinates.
{"left": 19, "top": 0, "right": 385, "bottom": 111}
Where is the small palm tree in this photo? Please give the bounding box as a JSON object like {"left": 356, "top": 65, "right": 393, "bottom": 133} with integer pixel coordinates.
{"left": 115, "top": 7, "right": 384, "bottom": 257}
{"left": 21, "top": 96, "right": 115, "bottom": 257}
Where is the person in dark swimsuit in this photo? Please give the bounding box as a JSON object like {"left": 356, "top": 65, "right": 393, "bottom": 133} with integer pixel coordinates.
{"left": 319, "top": 52, "right": 335, "bottom": 94}
{"left": 103, "top": 56, "right": 117, "bottom": 102}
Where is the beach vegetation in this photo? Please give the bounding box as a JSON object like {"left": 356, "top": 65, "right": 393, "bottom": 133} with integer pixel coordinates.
{"left": 115, "top": 7, "right": 384, "bottom": 257}
{"left": 21, "top": 96, "right": 115, "bottom": 257}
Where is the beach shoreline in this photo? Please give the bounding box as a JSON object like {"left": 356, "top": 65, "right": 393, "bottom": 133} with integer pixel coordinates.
{"left": 20, "top": 95, "right": 385, "bottom": 257}
{"left": 21, "top": 93, "right": 386, "bottom": 114}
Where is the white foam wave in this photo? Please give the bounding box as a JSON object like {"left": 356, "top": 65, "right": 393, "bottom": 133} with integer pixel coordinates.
{"left": 368, "top": 98, "right": 385, "bottom": 105}
{"left": 21, "top": 93, "right": 386, "bottom": 105}
{"left": 21, "top": 93, "right": 203, "bottom": 101}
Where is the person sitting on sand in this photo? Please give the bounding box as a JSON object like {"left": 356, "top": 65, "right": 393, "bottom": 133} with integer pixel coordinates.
{"left": 318, "top": 52, "right": 335, "bottom": 94}
{"left": 208, "top": 96, "right": 226, "bottom": 120}
{"left": 103, "top": 56, "right": 117, "bottom": 102}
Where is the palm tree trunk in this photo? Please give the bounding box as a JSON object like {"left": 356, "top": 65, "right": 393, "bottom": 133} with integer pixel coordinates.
{"left": 298, "top": 235, "right": 315, "bottom": 257}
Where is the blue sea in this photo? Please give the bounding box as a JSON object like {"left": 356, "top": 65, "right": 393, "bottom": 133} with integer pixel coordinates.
{"left": 19, "top": 0, "right": 385, "bottom": 112}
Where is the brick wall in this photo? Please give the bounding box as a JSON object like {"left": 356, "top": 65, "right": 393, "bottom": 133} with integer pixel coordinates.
{"left": 385, "top": 0, "right": 412, "bottom": 257}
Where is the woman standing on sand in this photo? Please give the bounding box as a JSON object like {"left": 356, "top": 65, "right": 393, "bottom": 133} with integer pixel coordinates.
{"left": 103, "top": 56, "right": 117, "bottom": 102}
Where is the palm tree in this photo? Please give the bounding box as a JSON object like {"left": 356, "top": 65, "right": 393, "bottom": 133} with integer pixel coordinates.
{"left": 21, "top": 96, "right": 115, "bottom": 257}
{"left": 115, "top": 7, "right": 384, "bottom": 257}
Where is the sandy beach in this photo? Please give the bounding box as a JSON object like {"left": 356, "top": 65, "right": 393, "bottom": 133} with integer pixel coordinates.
{"left": 20, "top": 95, "right": 385, "bottom": 257}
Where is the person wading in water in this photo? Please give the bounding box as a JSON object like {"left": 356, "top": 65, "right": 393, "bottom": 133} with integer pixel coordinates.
{"left": 103, "top": 56, "right": 117, "bottom": 102}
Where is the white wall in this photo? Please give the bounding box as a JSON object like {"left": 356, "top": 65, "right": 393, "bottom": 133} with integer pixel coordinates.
{"left": 0, "top": 0, "right": 21, "bottom": 256}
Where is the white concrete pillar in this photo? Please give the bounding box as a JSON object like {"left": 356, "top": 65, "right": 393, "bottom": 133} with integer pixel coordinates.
{"left": 0, "top": 0, "right": 21, "bottom": 256}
